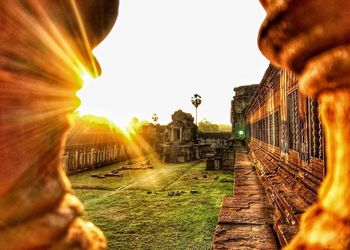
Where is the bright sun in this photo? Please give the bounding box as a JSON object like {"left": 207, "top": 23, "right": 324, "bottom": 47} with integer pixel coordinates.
{"left": 76, "top": 73, "right": 132, "bottom": 130}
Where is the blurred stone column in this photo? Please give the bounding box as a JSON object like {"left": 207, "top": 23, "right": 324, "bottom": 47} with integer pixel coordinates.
{"left": 258, "top": 0, "right": 350, "bottom": 248}
{"left": 0, "top": 1, "right": 119, "bottom": 249}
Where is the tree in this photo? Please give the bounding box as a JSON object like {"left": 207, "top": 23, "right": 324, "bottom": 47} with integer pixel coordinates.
{"left": 191, "top": 94, "right": 202, "bottom": 125}
{"left": 198, "top": 119, "right": 219, "bottom": 132}
{"left": 218, "top": 124, "right": 232, "bottom": 132}
{"left": 129, "top": 117, "right": 150, "bottom": 132}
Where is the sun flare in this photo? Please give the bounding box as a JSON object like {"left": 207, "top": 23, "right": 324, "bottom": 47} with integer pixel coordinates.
{"left": 77, "top": 72, "right": 132, "bottom": 130}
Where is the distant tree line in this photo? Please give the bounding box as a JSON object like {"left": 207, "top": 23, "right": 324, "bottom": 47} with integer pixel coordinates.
{"left": 198, "top": 119, "right": 231, "bottom": 132}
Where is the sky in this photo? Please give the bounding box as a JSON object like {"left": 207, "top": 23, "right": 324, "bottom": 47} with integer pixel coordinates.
{"left": 77, "top": 1, "right": 269, "bottom": 128}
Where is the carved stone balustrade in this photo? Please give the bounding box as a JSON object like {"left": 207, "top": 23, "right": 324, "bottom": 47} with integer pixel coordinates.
{"left": 0, "top": 1, "right": 119, "bottom": 249}
{"left": 258, "top": 0, "right": 350, "bottom": 248}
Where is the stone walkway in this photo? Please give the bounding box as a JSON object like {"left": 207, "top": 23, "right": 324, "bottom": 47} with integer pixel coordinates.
{"left": 212, "top": 149, "right": 279, "bottom": 250}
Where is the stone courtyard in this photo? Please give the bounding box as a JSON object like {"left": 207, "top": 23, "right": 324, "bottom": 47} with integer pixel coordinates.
{"left": 69, "top": 154, "right": 233, "bottom": 249}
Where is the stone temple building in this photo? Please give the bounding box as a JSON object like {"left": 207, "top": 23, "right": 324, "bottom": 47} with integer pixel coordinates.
{"left": 165, "top": 110, "right": 197, "bottom": 143}
{"left": 161, "top": 110, "right": 210, "bottom": 163}
{"left": 230, "top": 84, "right": 259, "bottom": 146}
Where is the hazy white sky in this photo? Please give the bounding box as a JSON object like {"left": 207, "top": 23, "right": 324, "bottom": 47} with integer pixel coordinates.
{"left": 78, "top": 1, "right": 269, "bottom": 128}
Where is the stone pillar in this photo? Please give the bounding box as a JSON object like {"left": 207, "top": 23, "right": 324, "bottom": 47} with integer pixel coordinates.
{"left": 171, "top": 128, "right": 174, "bottom": 142}
{"left": 0, "top": 1, "right": 119, "bottom": 249}
{"left": 258, "top": 1, "right": 350, "bottom": 248}
{"left": 91, "top": 148, "right": 95, "bottom": 165}
{"left": 63, "top": 154, "right": 68, "bottom": 173}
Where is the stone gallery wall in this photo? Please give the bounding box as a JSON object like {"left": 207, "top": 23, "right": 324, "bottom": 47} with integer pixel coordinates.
{"left": 246, "top": 64, "right": 325, "bottom": 247}
{"left": 62, "top": 116, "right": 159, "bottom": 174}
{"left": 62, "top": 138, "right": 151, "bottom": 174}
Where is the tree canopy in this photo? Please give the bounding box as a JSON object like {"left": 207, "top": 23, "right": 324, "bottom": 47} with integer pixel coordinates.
{"left": 198, "top": 119, "right": 231, "bottom": 132}
{"left": 198, "top": 119, "right": 219, "bottom": 132}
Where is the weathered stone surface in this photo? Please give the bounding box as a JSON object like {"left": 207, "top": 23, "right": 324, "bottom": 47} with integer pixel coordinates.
{"left": 231, "top": 85, "right": 259, "bottom": 146}
{"left": 0, "top": 1, "right": 119, "bottom": 249}
{"left": 218, "top": 207, "right": 273, "bottom": 225}
{"left": 213, "top": 224, "right": 278, "bottom": 250}
{"left": 212, "top": 149, "right": 277, "bottom": 250}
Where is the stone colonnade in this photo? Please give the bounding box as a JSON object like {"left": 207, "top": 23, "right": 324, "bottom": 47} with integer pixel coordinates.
{"left": 63, "top": 143, "right": 149, "bottom": 174}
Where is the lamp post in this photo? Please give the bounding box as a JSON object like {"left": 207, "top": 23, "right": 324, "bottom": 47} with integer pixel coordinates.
{"left": 191, "top": 94, "right": 202, "bottom": 125}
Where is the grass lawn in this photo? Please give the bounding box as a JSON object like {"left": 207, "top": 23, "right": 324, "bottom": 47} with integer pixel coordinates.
{"left": 69, "top": 154, "right": 233, "bottom": 250}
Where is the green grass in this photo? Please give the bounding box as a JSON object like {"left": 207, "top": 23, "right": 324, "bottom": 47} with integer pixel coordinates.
{"left": 69, "top": 155, "right": 233, "bottom": 250}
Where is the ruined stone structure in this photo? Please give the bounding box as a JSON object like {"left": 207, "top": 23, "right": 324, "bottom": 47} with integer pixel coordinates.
{"left": 231, "top": 84, "right": 259, "bottom": 146}
{"left": 199, "top": 132, "right": 232, "bottom": 149}
{"left": 0, "top": 1, "right": 119, "bottom": 249}
{"left": 161, "top": 110, "right": 210, "bottom": 163}
{"left": 247, "top": 64, "right": 325, "bottom": 247}
{"left": 205, "top": 146, "right": 235, "bottom": 171}
{"left": 199, "top": 132, "right": 235, "bottom": 170}
{"left": 165, "top": 110, "right": 197, "bottom": 143}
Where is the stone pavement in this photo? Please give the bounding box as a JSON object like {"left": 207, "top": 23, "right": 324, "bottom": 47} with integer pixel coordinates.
{"left": 212, "top": 149, "right": 279, "bottom": 250}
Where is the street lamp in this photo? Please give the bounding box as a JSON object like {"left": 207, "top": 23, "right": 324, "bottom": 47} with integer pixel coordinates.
{"left": 191, "top": 94, "right": 202, "bottom": 125}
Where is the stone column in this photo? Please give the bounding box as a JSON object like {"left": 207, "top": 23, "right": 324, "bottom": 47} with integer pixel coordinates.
{"left": 63, "top": 154, "right": 68, "bottom": 173}
{"left": 0, "top": 1, "right": 119, "bottom": 249}
{"left": 91, "top": 148, "right": 95, "bottom": 165}
{"left": 171, "top": 128, "right": 174, "bottom": 142}
{"left": 258, "top": 0, "right": 350, "bottom": 248}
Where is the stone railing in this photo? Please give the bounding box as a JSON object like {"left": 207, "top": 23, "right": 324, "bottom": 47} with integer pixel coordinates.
{"left": 0, "top": 1, "right": 119, "bottom": 249}
{"left": 259, "top": 0, "right": 350, "bottom": 248}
